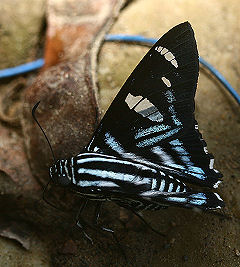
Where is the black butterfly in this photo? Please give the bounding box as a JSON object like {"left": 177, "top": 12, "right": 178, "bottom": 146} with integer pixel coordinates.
{"left": 47, "top": 22, "right": 224, "bottom": 215}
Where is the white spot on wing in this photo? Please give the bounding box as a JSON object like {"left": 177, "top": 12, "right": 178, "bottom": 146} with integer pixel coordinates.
{"left": 165, "top": 52, "right": 175, "bottom": 61}
{"left": 171, "top": 59, "right": 178, "bottom": 68}
{"left": 161, "top": 77, "right": 171, "bottom": 87}
{"left": 155, "top": 46, "right": 163, "bottom": 52}
{"left": 213, "top": 180, "right": 222, "bottom": 188}
{"left": 155, "top": 46, "right": 178, "bottom": 68}
{"left": 209, "top": 158, "right": 214, "bottom": 169}
{"left": 125, "top": 93, "right": 143, "bottom": 109}
{"left": 161, "top": 48, "right": 168, "bottom": 55}
{"left": 214, "top": 193, "right": 223, "bottom": 201}
{"left": 125, "top": 94, "right": 163, "bottom": 122}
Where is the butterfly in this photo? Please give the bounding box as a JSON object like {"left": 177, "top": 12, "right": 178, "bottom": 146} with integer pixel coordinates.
{"left": 48, "top": 22, "right": 224, "bottom": 214}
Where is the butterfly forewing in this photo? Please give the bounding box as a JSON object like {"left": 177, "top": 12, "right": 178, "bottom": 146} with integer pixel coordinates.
{"left": 87, "top": 22, "right": 222, "bottom": 191}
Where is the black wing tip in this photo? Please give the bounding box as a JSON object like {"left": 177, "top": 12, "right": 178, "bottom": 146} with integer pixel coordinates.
{"left": 169, "top": 21, "right": 194, "bottom": 34}
{"left": 193, "top": 191, "right": 225, "bottom": 210}
{"left": 180, "top": 21, "right": 192, "bottom": 28}
{"left": 153, "top": 21, "right": 197, "bottom": 50}
{"left": 170, "top": 21, "right": 194, "bottom": 34}
{"left": 206, "top": 192, "right": 225, "bottom": 210}
{"left": 212, "top": 178, "right": 223, "bottom": 189}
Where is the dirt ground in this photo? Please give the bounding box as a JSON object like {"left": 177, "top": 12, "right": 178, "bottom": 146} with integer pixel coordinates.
{"left": 0, "top": 0, "right": 240, "bottom": 266}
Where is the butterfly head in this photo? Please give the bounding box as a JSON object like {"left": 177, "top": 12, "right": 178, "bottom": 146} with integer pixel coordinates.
{"left": 49, "top": 159, "right": 71, "bottom": 186}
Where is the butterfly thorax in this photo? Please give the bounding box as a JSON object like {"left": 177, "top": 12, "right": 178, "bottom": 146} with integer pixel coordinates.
{"left": 49, "top": 159, "right": 73, "bottom": 186}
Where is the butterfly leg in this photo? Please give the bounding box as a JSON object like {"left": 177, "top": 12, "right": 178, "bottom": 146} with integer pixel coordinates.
{"left": 75, "top": 199, "right": 93, "bottom": 244}
{"left": 129, "top": 208, "right": 166, "bottom": 237}
{"left": 42, "top": 180, "right": 63, "bottom": 210}
{"left": 93, "top": 201, "right": 102, "bottom": 226}
{"left": 93, "top": 202, "right": 114, "bottom": 233}
{"left": 93, "top": 202, "right": 127, "bottom": 262}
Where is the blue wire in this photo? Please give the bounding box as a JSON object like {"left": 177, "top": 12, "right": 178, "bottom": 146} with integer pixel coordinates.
{"left": 199, "top": 57, "right": 240, "bottom": 105}
{"left": 105, "top": 34, "right": 240, "bottom": 106}
{"left": 0, "top": 34, "right": 239, "bottom": 106}
{"left": 105, "top": 34, "right": 158, "bottom": 45}
{"left": 0, "top": 58, "right": 44, "bottom": 79}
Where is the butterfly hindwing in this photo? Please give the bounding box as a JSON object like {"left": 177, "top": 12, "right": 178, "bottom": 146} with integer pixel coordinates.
{"left": 87, "top": 22, "right": 222, "bottom": 189}
{"left": 138, "top": 191, "right": 224, "bottom": 210}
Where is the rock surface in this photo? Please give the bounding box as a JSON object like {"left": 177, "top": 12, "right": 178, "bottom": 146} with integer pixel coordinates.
{"left": 22, "top": 0, "right": 124, "bottom": 185}
{"left": 0, "top": 0, "right": 45, "bottom": 68}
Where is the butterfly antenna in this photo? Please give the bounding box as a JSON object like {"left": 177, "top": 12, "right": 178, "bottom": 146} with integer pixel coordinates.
{"left": 32, "top": 101, "right": 56, "bottom": 163}
{"left": 32, "top": 102, "right": 63, "bottom": 210}
{"left": 42, "top": 179, "right": 60, "bottom": 210}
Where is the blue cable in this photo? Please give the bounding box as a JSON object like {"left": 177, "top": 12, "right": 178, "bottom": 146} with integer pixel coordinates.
{"left": 0, "top": 34, "right": 239, "bottom": 106}
{"left": 105, "top": 34, "right": 158, "bottom": 45}
{"left": 199, "top": 57, "right": 240, "bottom": 105}
{"left": 105, "top": 34, "right": 240, "bottom": 106}
{"left": 0, "top": 58, "right": 44, "bottom": 79}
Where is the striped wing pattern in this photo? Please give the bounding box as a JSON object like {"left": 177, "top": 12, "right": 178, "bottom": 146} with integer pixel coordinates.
{"left": 58, "top": 153, "right": 223, "bottom": 211}
{"left": 72, "top": 153, "right": 188, "bottom": 195}
{"left": 85, "top": 22, "right": 224, "bottom": 210}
